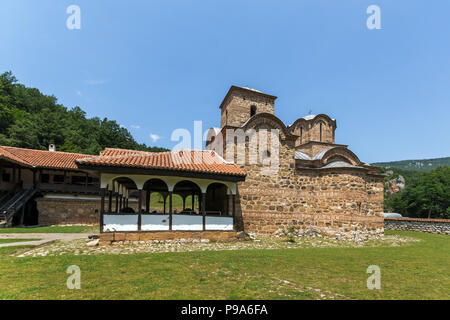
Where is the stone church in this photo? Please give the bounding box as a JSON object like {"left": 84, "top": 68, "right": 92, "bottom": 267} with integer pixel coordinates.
{"left": 0, "top": 85, "right": 384, "bottom": 241}
{"left": 206, "top": 86, "right": 384, "bottom": 240}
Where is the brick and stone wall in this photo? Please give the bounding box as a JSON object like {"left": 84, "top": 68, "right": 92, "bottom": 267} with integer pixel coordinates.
{"left": 220, "top": 89, "right": 275, "bottom": 128}
{"left": 36, "top": 197, "right": 100, "bottom": 225}
{"left": 289, "top": 116, "right": 336, "bottom": 146}
{"left": 229, "top": 118, "right": 384, "bottom": 241}
{"left": 384, "top": 217, "right": 450, "bottom": 235}
{"left": 36, "top": 196, "right": 138, "bottom": 225}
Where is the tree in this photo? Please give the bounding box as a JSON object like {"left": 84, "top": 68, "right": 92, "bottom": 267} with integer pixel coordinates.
{"left": 0, "top": 71, "right": 168, "bottom": 154}
{"left": 383, "top": 167, "right": 450, "bottom": 219}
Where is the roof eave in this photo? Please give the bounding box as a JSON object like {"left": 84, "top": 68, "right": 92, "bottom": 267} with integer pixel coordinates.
{"left": 76, "top": 163, "right": 246, "bottom": 182}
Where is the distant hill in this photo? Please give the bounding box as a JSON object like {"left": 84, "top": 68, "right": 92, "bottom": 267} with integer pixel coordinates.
{"left": 373, "top": 157, "right": 450, "bottom": 172}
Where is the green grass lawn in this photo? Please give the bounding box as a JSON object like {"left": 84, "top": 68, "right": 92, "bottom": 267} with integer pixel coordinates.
{"left": 0, "top": 231, "right": 448, "bottom": 300}
{"left": 149, "top": 193, "right": 197, "bottom": 211}
{"left": 0, "top": 245, "right": 35, "bottom": 256}
{"left": 0, "top": 225, "right": 97, "bottom": 234}
{"left": 0, "top": 239, "right": 40, "bottom": 244}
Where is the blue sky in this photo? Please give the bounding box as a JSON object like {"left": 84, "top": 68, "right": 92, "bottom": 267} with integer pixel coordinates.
{"left": 1, "top": 0, "right": 449, "bottom": 163}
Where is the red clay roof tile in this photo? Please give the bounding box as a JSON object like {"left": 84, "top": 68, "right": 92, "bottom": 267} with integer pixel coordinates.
{"left": 0, "top": 146, "right": 246, "bottom": 177}
{"left": 77, "top": 148, "right": 246, "bottom": 176}
{"left": 0, "top": 146, "right": 91, "bottom": 170}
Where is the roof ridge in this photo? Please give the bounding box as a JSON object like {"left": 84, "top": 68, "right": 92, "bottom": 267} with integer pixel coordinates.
{"left": 80, "top": 149, "right": 231, "bottom": 162}
{"left": 0, "top": 145, "right": 91, "bottom": 157}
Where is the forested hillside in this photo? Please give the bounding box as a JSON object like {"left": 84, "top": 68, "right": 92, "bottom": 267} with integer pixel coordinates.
{"left": 0, "top": 71, "right": 168, "bottom": 155}
{"left": 373, "top": 157, "right": 450, "bottom": 172}
{"left": 380, "top": 167, "right": 450, "bottom": 219}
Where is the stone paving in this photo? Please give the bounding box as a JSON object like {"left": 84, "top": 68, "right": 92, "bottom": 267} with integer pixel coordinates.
{"left": 14, "top": 234, "right": 419, "bottom": 258}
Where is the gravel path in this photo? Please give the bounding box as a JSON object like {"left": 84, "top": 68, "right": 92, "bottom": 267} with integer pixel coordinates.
{"left": 14, "top": 234, "right": 419, "bottom": 257}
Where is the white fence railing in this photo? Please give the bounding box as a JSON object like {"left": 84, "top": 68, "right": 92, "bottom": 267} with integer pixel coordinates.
{"left": 103, "top": 214, "right": 233, "bottom": 232}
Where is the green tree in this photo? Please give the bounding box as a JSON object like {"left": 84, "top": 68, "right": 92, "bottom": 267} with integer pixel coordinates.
{"left": 0, "top": 71, "right": 168, "bottom": 154}
{"left": 383, "top": 167, "right": 450, "bottom": 219}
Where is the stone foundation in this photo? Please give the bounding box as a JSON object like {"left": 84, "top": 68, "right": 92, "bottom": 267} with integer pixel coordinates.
{"left": 99, "top": 231, "right": 248, "bottom": 245}
{"left": 271, "top": 224, "right": 384, "bottom": 242}
{"left": 235, "top": 140, "right": 385, "bottom": 239}
{"left": 384, "top": 217, "right": 450, "bottom": 235}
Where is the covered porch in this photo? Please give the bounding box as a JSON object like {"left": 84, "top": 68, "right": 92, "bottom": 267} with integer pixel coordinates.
{"left": 98, "top": 173, "right": 239, "bottom": 233}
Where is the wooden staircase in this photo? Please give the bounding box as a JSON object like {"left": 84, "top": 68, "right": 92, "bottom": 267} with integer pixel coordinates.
{"left": 0, "top": 188, "right": 36, "bottom": 228}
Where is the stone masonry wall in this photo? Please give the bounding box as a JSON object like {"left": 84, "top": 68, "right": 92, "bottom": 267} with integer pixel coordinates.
{"left": 231, "top": 121, "right": 384, "bottom": 241}
{"left": 36, "top": 198, "right": 100, "bottom": 225}
{"left": 36, "top": 197, "right": 138, "bottom": 225}
{"left": 296, "top": 142, "right": 336, "bottom": 157}
{"left": 290, "top": 118, "right": 335, "bottom": 146}
{"left": 308, "top": 121, "right": 334, "bottom": 144}
{"left": 221, "top": 89, "right": 275, "bottom": 127}
{"left": 384, "top": 217, "right": 450, "bottom": 235}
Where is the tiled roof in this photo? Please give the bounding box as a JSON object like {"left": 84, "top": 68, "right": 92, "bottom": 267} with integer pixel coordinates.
{"left": 77, "top": 148, "right": 246, "bottom": 177}
{"left": 0, "top": 146, "right": 91, "bottom": 170}
{"left": 0, "top": 146, "right": 246, "bottom": 177}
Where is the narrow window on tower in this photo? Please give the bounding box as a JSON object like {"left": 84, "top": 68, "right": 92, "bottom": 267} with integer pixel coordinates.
{"left": 320, "top": 122, "right": 323, "bottom": 142}
{"left": 250, "top": 105, "right": 257, "bottom": 117}
{"left": 300, "top": 127, "right": 303, "bottom": 144}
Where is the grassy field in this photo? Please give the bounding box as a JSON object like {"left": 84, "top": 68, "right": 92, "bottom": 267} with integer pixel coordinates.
{"left": 0, "top": 225, "right": 97, "bottom": 234}
{"left": 0, "top": 239, "right": 40, "bottom": 244}
{"left": 149, "top": 193, "right": 197, "bottom": 211}
{"left": 0, "top": 245, "right": 35, "bottom": 256}
{"left": 0, "top": 231, "right": 448, "bottom": 300}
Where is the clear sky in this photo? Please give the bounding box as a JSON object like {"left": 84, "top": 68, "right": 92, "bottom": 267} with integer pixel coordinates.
{"left": 1, "top": 0, "right": 449, "bottom": 163}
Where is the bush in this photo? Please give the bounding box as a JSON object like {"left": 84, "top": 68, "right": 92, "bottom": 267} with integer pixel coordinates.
{"left": 281, "top": 225, "right": 296, "bottom": 243}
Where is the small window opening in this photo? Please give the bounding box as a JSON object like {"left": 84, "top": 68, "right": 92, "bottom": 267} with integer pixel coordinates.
{"left": 250, "top": 105, "right": 257, "bottom": 117}
{"left": 300, "top": 127, "right": 303, "bottom": 144}
{"left": 320, "top": 123, "right": 323, "bottom": 142}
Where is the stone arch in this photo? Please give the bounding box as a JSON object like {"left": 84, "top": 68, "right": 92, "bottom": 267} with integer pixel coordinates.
{"left": 104, "top": 175, "right": 139, "bottom": 190}
{"left": 108, "top": 176, "right": 138, "bottom": 213}
{"left": 288, "top": 117, "right": 309, "bottom": 132}
{"left": 173, "top": 180, "right": 203, "bottom": 213}
{"left": 321, "top": 147, "right": 361, "bottom": 166}
{"left": 143, "top": 178, "right": 169, "bottom": 192}
{"left": 289, "top": 114, "right": 337, "bottom": 144}
{"left": 242, "top": 112, "right": 292, "bottom": 141}
{"left": 310, "top": 114, "right": 336, "bottom": 127}
{"left": 288, "top": 118, "right": 309, "bottom": 145}
{"left": 110, "top": 176, "right": 138, "bottom": 192}
{"left": 205, "top": 182, "right": 229, "bottom": 215}
{"left": 173, "top": 180, "right": 202, "bottom": 195}
{"left": 142, "top": 178, "right": 170, "bottom": 214}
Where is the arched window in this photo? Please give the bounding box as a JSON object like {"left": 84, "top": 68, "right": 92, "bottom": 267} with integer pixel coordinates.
{"left": 250, "top": 105, "right": 257, "bottom": 117}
